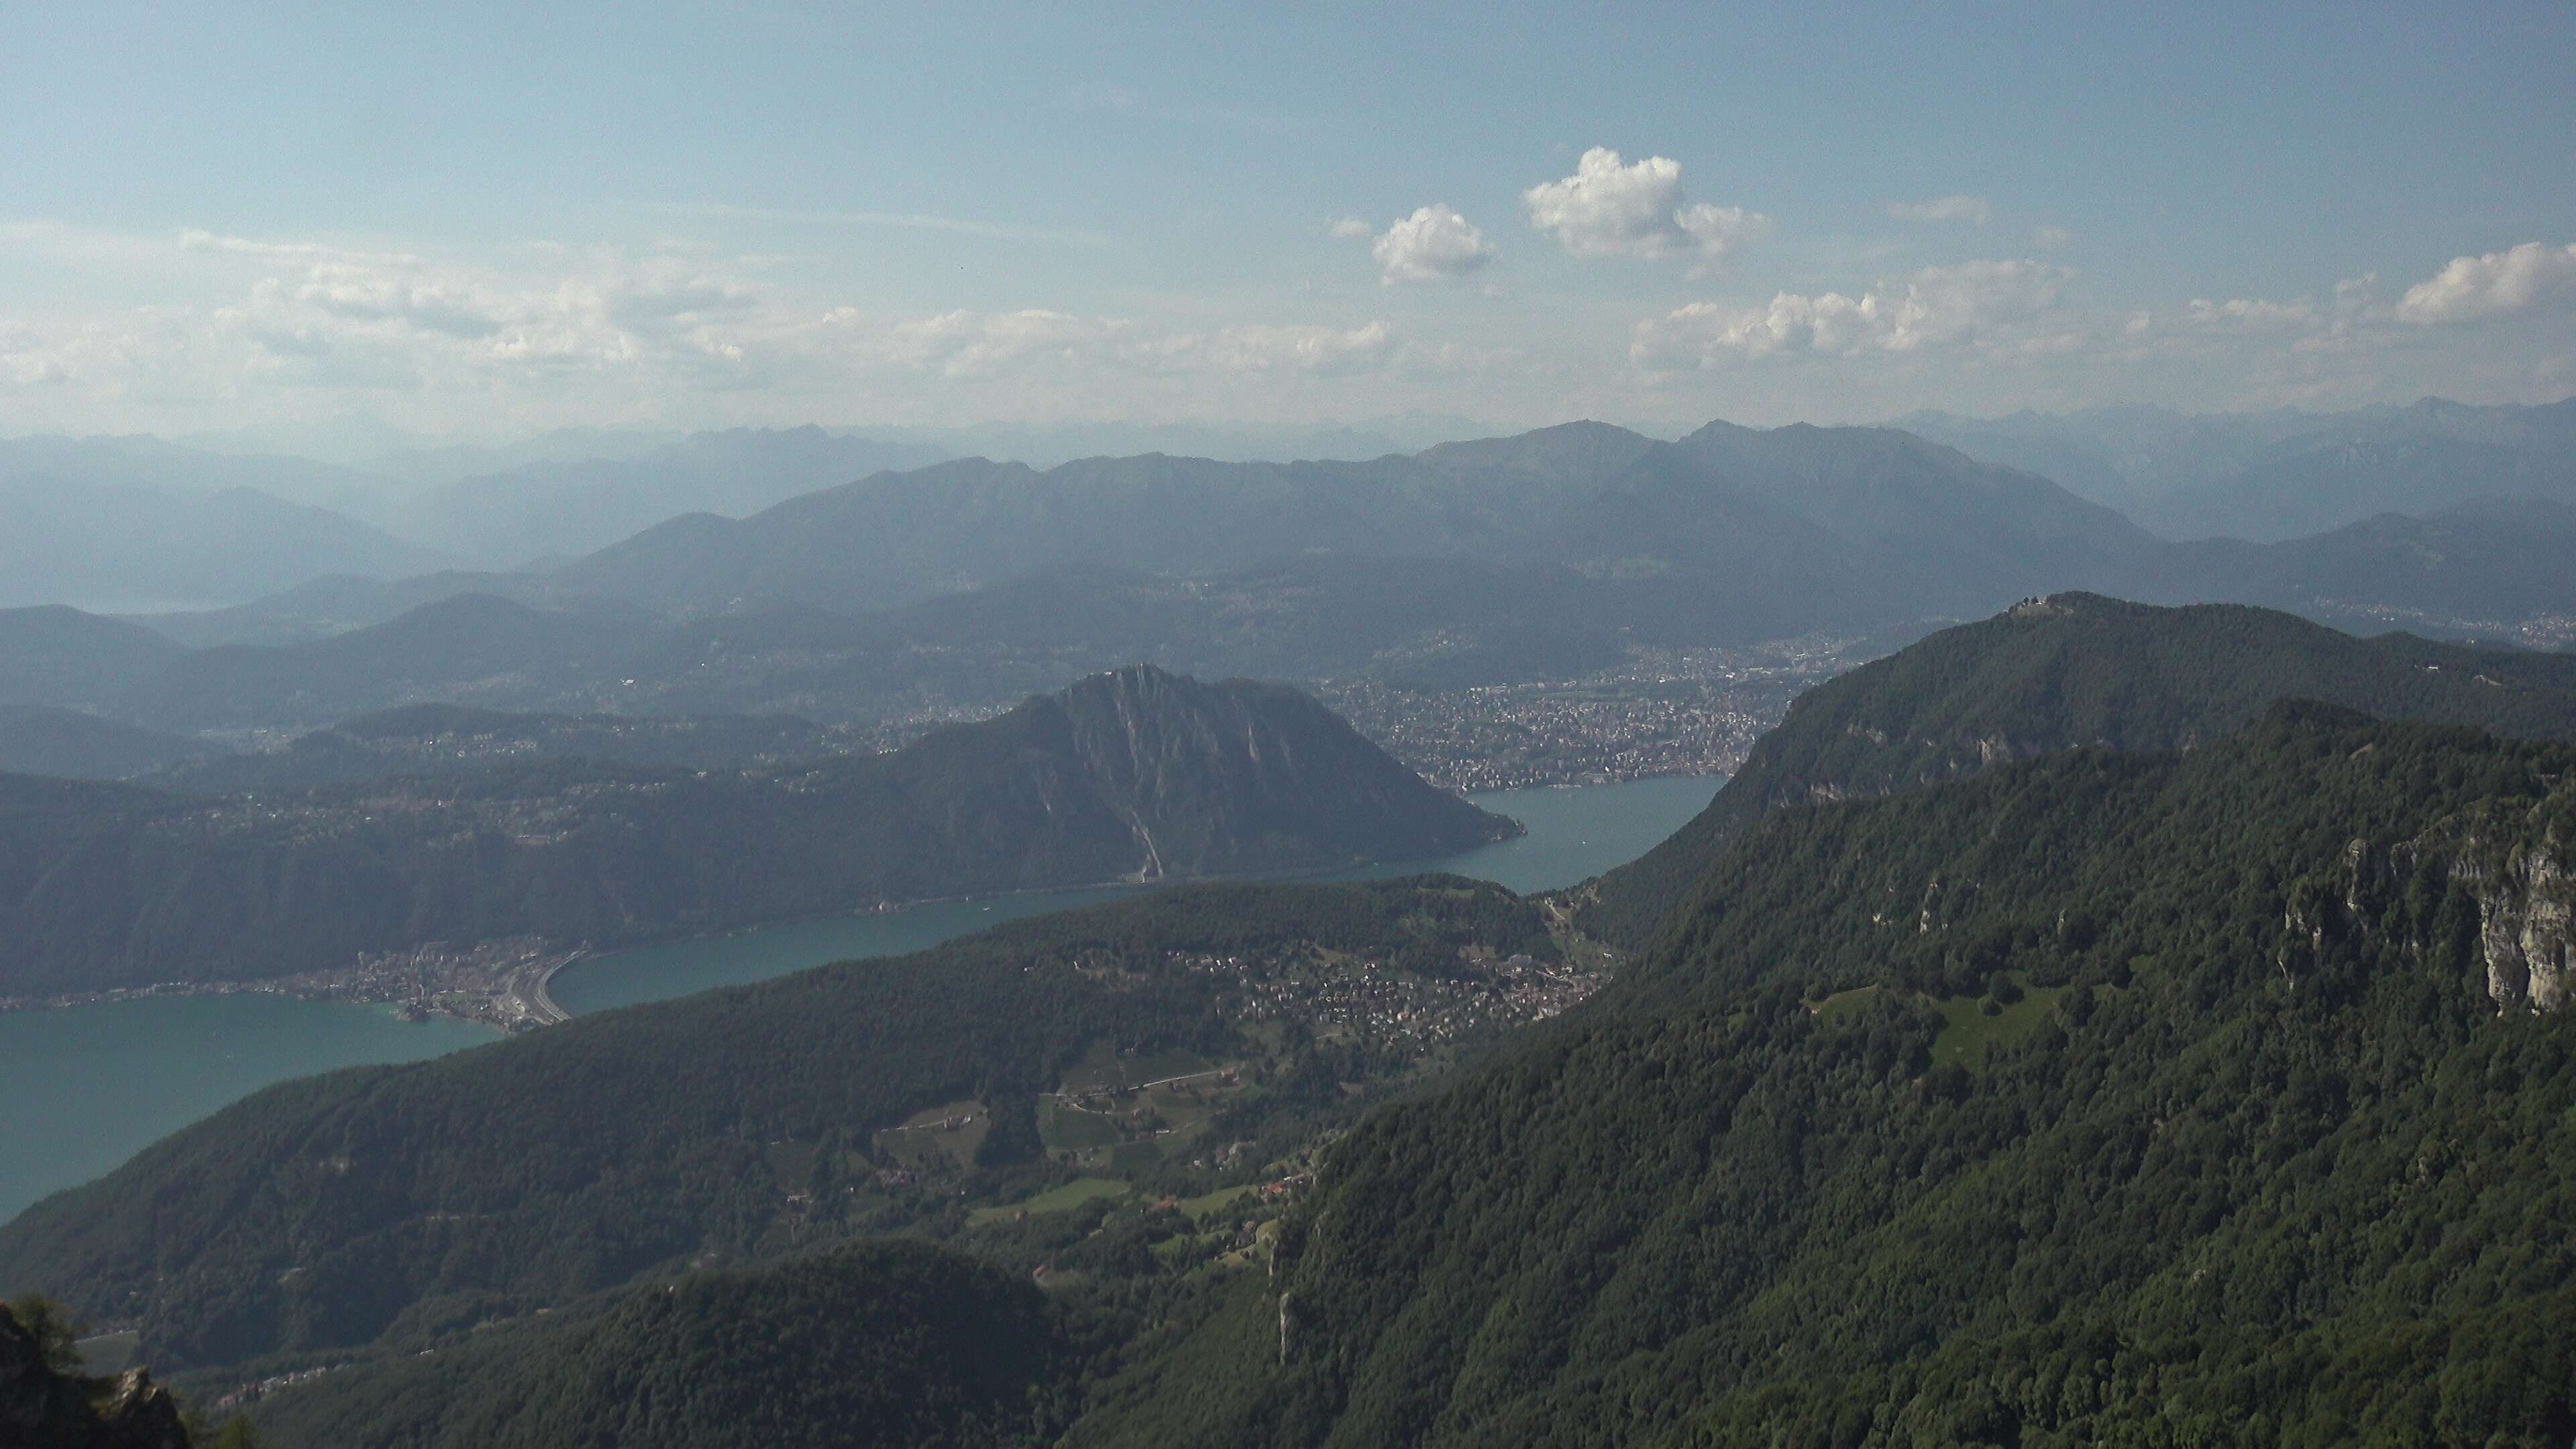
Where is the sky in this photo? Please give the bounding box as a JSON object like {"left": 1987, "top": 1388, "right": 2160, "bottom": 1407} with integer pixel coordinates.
{"left": 4, "top": 0, "right": 2573, "bottom": 446}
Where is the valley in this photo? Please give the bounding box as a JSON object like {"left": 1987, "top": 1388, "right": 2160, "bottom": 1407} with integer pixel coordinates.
{"left": 9, "top": 592, "right": 2576, "bottom": 1448}
{"left": 0, "top": 773, "right": 1717, "bottom": 1225}
{"left": 17, "top": 18, "right": 2576, "bottom": 1443}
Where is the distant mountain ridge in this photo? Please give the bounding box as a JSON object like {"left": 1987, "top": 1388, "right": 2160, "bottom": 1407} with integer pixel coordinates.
{"left": 0, "top": 473, "right": 452, "bottom": 612}
{"left": 369, "top": 427, "right": 955, "bottom": 567}
{"left": 0, "top": 609, "right": 191, "bottom": 712}
{"left": 1905, "top": 395, "right": 2576, "bottom": 541}
{"left": 553, "top": 419, "right": 2137, "bottom": 623}
{"left": 13, "top": 412, "right": 2576, "bottom": 744}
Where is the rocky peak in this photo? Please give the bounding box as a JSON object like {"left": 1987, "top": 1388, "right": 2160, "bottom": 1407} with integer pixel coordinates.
{"left": 1, "top": 1304, "right": 190, "bottom": 1449}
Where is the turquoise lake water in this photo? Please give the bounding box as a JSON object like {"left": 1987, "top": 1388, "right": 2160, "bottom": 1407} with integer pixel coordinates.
{"left": 3, "top": 774, "right": 1720, "bottom": 1223}
{"left": 553, "top": 775, "right": 1721, "bottom": 1013}
{"left": 0, "top": 996, "right": 491, "bottom": 1224}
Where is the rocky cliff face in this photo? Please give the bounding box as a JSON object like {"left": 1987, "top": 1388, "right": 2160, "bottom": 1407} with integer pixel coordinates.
{"left": 2463, "top": 841, "right": 2573, "bottom": 1011}
{"left": 0, "top": 1305, "right": 189, "bottom": 1449}
{"left": 2286, "top": 821, "right": 2574, "bottom": 1014}
{"left": 1582, "top": 591, "right": 2576, "bottom": 951}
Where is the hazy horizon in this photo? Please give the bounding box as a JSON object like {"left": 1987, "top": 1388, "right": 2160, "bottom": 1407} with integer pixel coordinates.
{"left": 6, "top": 3, "right": 2571, "bottom": 450}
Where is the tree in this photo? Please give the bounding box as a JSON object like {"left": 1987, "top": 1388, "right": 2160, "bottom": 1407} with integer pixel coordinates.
{"left": 7, "top": 1292, "right": 85, "bottom": 1376}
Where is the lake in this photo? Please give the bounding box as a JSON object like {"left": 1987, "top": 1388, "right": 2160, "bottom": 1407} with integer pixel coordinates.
{"left": 0, "top": 996, "right": 492, "bottom": 1224}
{"left": 2, "top": 774, "right": 1719, "bottom": 1224}
{"left": 553, "top": 775, "right": 1720, "bottom": 1013}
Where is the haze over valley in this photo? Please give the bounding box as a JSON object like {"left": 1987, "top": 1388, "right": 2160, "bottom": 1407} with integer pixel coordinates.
{"left": 7, "top": 4, "right": 2576, "bottom": 1446}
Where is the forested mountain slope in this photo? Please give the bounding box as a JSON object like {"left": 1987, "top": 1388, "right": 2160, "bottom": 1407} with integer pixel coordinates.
{"left": 1583, "top": 593, "right": 2576, "bottom": 947}
{"left": 0, "top": 609, "right": 190, "bottom": 712}
{"left": 0, "top": 708, "right": 221, "bottom": 782}
{"left": 0, "top": 878, "right": 1552, "bottom": 1368}
{"left": 114, "top": 594, "right": 659, "bottom": 733}
{"left": 148, "top": 702, "right": 828, "bottom": 794}
{"left": 244, "top": 1240, "right": 1078, "bottom": 1449}
{"left": 1081, "top": 707, "right": 2576, "bottom": 1447}
{"left": 0, "top": 665, "right": 1511, "bottom": 994}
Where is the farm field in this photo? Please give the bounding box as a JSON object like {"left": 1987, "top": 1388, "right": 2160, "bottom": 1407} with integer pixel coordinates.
{"left": 970, "top": 1176, "right": 1132, "bottom": 1226}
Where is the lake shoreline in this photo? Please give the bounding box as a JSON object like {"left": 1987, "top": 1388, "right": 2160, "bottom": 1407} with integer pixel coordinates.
{"left": 0, "top": 837, "right": 1547, "bottom": 1027}
{"left": 1, "top": 775, "right": 1723, "bottom": 1227}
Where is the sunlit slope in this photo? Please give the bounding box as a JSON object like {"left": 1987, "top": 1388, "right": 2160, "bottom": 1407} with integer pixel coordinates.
{"left": 1081, "top": 707, "right": 2576, "bottom": 1446}
{"left": 1582, "top": 593, "right": 2576, "bottom": 949}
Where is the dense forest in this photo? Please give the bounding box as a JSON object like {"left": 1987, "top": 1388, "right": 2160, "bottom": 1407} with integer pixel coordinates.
{"left": 19, "top": 596, "right": 2576, "bottom": 1446}
{"left": 146, "top": 702, "right": 835, "bottom": 793}
{"left": 0, "top": 877, "right": 1553, "bottom": 1368}
{"left": 241, "top": 1241, "right": 1081, "bottom": 1449}
{"left": 0, "top": 665, "right": 1511, "bottom": 994}
{"left": 1073, "top": 706, "right": 2576, "bottom": 1446}
{"left": 1583, "top": 592, "right": 2576, "bottom": 947}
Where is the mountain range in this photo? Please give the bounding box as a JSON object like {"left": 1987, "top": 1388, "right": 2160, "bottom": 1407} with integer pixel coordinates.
{"left": 13, "top": 398, "right": 2575, "bottom": 637}
{"left": 8, "top": 596, "right": 2576, "bottom": 1445}
{"left": 1905, "top": 396, "right": 2576, "bottom": 541}
{"left": 358, "top": 427, "right": 953, "bottom": 567}
{"left": 1, "top": 408, "right": 2573, "bottom": 765}
{"left": 546, "top": 419, "right": 2137, "bottom": 621}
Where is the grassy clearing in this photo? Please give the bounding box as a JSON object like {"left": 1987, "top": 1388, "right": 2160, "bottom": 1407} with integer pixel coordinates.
{"left": 969, "top": 1176, "right": 1130, "bottom": 1226}
{"left": 1177, "top": 1183, "right": 1257, "bottom": 1220}
{"left": 873, "top": 1098, "right": 989, "bottom": 1171}
{"left": 1811, "top": 986, "right": 1884, "bottom": 1024}
{"left": 1929, "top": 977, "right": 2068, "bottom": 1075}
{"left": 1057, "top": 1042, "right": 1217, "bottom": 1095}
{"left": 1039, "top": 1100, "right": 1121, "bottom": 1151}
{"left": 762, "top": 1139, "right": 816, "bottom": 1193}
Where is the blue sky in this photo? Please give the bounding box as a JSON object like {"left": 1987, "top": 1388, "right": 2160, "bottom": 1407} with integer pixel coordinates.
{"left": 5, "top": 1, "right": 2571, "bottom": 443}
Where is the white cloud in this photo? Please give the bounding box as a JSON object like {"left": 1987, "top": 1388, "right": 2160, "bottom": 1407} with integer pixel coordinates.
{"left": 1631, "top": 259, "right": 2070, "bottom": 367}
{"left": 1370, "top": 205, "right": 1496, "bottom": 284}
{"left": 2177, "top": 297, "right": 2316, "bottom": 333}
{"left": 856, "top": 309, "right": 1137, "bottom": 378}
{"left": 2033, "top": 225, "right": 2075, "bottom": 250}
{"left": 178, "top": 229, "right": 423, "bottom": 267}
{"left": 828, "top": 308, "right": 1399, "bottom": 380}
{"left": 12, "top": 216, "right": 2573, "bottom": 439}
{"left": 1521, "top": 147, "right": 1770, "bottom": 265}
{"left": 1190, "top": 321, "right": 1398, "bottom": 374}
{"left": 1328, "top": 217, "right": 1374, "bottom": 240}
{"left": 2396, "top": 241, "right": 2576, "bottom": 324}
{"left": 1885, "top": 195, "right": 1992, "bottom": 225}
